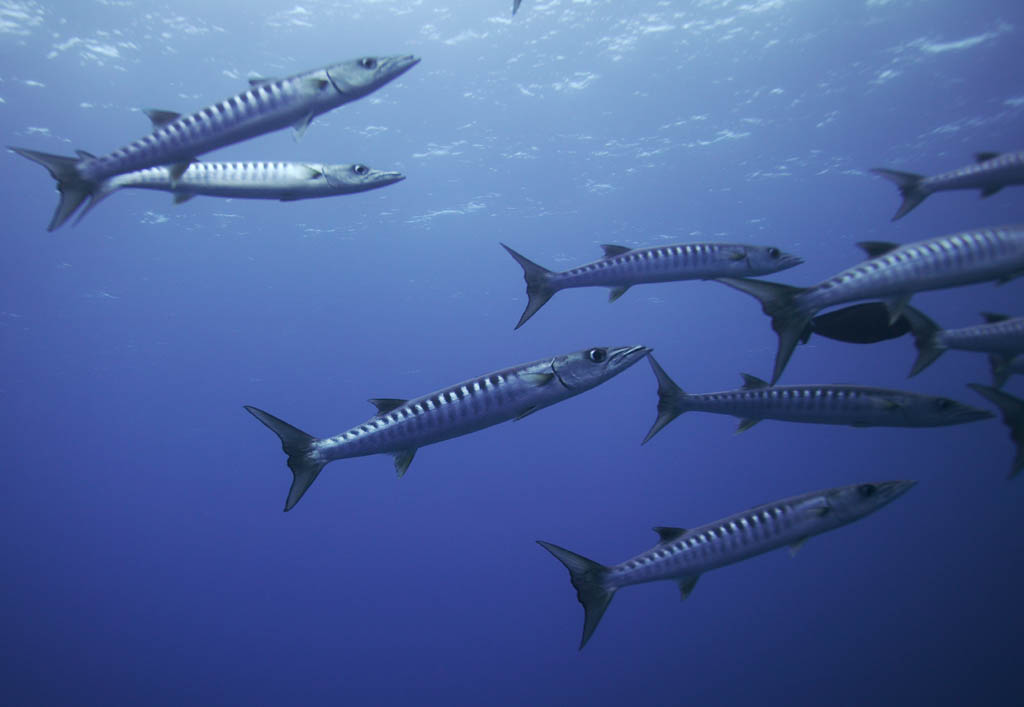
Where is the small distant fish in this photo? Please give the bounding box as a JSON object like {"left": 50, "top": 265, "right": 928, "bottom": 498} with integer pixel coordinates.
{"left": 902, "top": 309, "right": 1024, "bottom": 378}
{"left": 802, "top": 302, "right": 910, "bottom": 345}
{"left": 642, "top": 355, "right": 992, "bottom": 442}
{"left": 717, "top": 226, "right": 1024, "bottom": 383}
{"left": 9, "top": 54, "right": 420, "bottom": 230}
{"left": 73, "top": 161, "right": 405, "bottom": 222}
{"left": 502, "top": 241, "right": 802, "bottom": 329}
{"left": 872, "top": 151, "right": 1024, "bottom": 220}
{"left": 538, "top": 480, "right": 915, "bottom": 649}
{"left": 968, "top": 384, "right": 1024, "bottom": 478}
{"left": 245, "top": 345, "right": 650, "bottom": 510}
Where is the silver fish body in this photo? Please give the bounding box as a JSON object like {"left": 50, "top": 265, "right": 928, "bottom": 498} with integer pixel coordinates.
{"left": 903, "top": 308, "right": 1024, "bottom": 377}
{"left": 873, "top": 150, "right": 1024, "bottom": 220}
{"left": 10, "top": 54, "right": 419, "bottom": 230}
{"left": 642, "top": 356, "right": 991, "bottom": 441}
{"left": 503, "top": 241, "right": 802, "bottom": 329}
{"left": 539, "top": 480, "right": 915, "bottom": 649}
{"left": 245, "top": 345, "right": 650, "bottom": 511}
{"left": 718, "top": 225, "right": 1024, "bottom": 383}
{"left": 83, "top": 161, "right": 404, "bottom": 216}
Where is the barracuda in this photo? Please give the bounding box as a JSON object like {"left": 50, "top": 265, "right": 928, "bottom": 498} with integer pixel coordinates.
{"left": 642, "top": 355, "right": 992, "bottom": 441}
{"left": 717, "top": 225, "right": 1024, "bottom": 383}
{"left": 872, "top": 150, "right": 1024, "bottom": 220}
{"left": 9, "top": 54, "right": 419, "bottom": 230}
{"left": 74, "top": 161, "right": 405, "bottom": 222}
{"left": 245, "top": 345, "right": 650, "bottom": 511}
{"left": 538, "top": 480, "right": 915, "bottom": 649}
{"left": 902, "top": 309, "right": 1024, "bottom": 378}
{"left": 502, "top": 241, "right": 802, "bottom": 329}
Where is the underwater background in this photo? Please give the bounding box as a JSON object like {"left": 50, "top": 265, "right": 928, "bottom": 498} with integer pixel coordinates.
{"left": 2, "top": 1, "right": 1023, "bottom": 704}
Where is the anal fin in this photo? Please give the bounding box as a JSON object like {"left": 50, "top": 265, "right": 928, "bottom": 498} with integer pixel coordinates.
{"left": 678, "top": 575, "right": 700, "bottom": 600}
{"left": 608, "top": 286, "right": 630, "bottom": 303}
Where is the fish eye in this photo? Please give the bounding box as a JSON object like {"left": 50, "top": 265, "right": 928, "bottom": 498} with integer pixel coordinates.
{"left": 767, "top": 247, "right": 780, "bottom": 258}
{"left": 360, "top": 57, "right": 377, "bottom": 70}
{"left": 353, "top": 164, "right": 369, "bottom": 175}
{"left": 587, "top": 348, "right": 608, "bottom": 363}
{"left": 857, "top": 484, "right": 877, "bottom": 498}
{"left": 935, "top": 398, "right": 953, "bottom": 410}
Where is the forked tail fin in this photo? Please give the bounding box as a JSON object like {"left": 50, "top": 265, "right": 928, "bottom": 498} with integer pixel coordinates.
{"left": 536, "top": 540, "right": 614, "bottom": 650}
{"left": 967, "top": 385, "right": 1024, "bottom": 479}
{"left": 243, "top": 405, "right": 324, "bottom": 511}
{"left": 715, "top": 277, "right": 809, "bottom": 384}
{"left": 642, "top": 355, "right": 687, "bottom": 444}
{"left": 870, "top": 168, "right": 928, "bottom": 221}
{"left": 500, "top": 243, "right": 557, "bottom": 329}
{"left": 9, "top": 147, "right": 95, "bottom": 231}
{"left": 900, "top": 306, "right": 946, "bottom": 377}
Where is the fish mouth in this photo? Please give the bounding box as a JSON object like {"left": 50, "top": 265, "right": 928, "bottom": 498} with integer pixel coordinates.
{"left": 954, "top": 408, "right": 996, "bottom": 424}
{"left": 375, "top": 171, "right": 406, "bottom": 185}
{"left": 777, "top": 254, "right": 804, "bottom": 271}
{"left": 608, "top": 345, "right": 652, "bottom": 369}
{"left": 385, "top": 54, "right": 421, "bottom": 79}
{"left": 877, "top": 480, "right": 917, "bottom": 500}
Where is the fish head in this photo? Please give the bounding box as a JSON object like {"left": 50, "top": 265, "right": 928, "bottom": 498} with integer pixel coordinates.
{"left": 900, "top": 395, "right": 995, "bottom": 426}
{"left": 325, "top": 55, "right": 420, "bottom": 100}
{"left": 321, "top": 163, "right": 406, "bottom": 193}
{"left": 736, "top": 245, "right": 804, "bottom": 276}
{"left": 824, "top": 481, "right": 916, "bottom": 523}
{"left": 550, "top": 345, "right": 651, "bottom": 392}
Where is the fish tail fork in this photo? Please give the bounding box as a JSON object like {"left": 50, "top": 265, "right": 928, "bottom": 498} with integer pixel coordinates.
{"left": 501, "top": 243, "right": 558, "bottom": 329}
{"left": 9, "top": 146, "right": 96, "bottom": 231}
{"left": 244, "top": 405, "right": 324, "bottom": 511}
{"left": 900, "top": 307, "right": 946, "bottom": 377}
{"left": 643, "top": 355, "right": 687, "bottom": 444}
{"left": 536, "top": 541, "right": 614, "bottom": 650}
{"left": 967, "top": 385, "right": 1024, "bottom": 479}
{"left": 870, "top": 168, "right": 928, "bottom": 221}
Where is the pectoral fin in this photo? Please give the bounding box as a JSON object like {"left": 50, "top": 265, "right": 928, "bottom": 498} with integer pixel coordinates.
{"left": 168, "top": 161, "right": 193, "bottom": 184}
{"left": 980, "top": 186, "right": 1003, "bottom": 198}
{"left": 521, "top": 373, "right": 555, "bottom": 387}
{"left": 735, "top": 418, "right": 761, "bottom": 433}
{"left": 788, "top": 538, "right": 806, "bottom": 557}
{"left": 608, "top": 286, "right": 630, "bottom": 303}
{"left": 515, "top": 405, "right": 540, "bottom": 420}
{"left": 677, "top": 575, "right": 700, "bottom": 600}
{"left": 393, "top": 449, "right": 416, "bottom": 478}
{"left": 292, "top": 112, "right": 315, "bottom": 140}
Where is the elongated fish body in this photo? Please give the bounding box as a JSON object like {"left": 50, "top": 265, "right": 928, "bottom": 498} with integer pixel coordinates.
{"left": 81, "top": 161, "right": 404, "bottom": 217}
{"left": 538, "top": 480, "right": 915, "bottom": 649}
{"left": 902, "top": 308, "right": 1024, "bottom": 377}
{"left": 718, "top": 225, "right": 1024, "bottom": 383}
{"left": 873, "top": 151, "right": 1024, "bottom": 220}
{"left": 502, "top": 241, "right": 802, "bottom": 329}
{"left": 642, "top": 355, "right": 991, "bottom": 441}
{"left": 245, "top": 345, "right": 650, "bottom": 511}
{"left": 10, "top": 54, "right": 419, "bottom": 230}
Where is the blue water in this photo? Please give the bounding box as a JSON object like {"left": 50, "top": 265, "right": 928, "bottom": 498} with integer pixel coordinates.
{"left": 2, "top": 1, "right": 1022, "bottom": 704}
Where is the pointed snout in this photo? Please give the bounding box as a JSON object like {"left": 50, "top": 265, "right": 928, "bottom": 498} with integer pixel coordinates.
{"left": 386, "top": 54, "right": 421, "bottom": 78}
{"left": 609, "top": 345, "right": 652, "bottom": 369}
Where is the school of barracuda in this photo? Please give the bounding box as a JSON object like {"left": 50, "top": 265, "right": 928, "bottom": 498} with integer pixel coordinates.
{"left": 9, "top": 2, "right": 1024, "bottom": 651}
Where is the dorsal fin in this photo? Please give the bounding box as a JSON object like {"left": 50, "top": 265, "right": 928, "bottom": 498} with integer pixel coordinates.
{"left": 856, "top": 241, "right": 900, "bottom": 259}
{"left": 653, "top": 526, "right": 687, "bottom": 543}
{"left": 248, "top": 77, "right": 277, "bottom": 87}
{"left": 368, "top": 398, "right": 407, "bottom": 415}
{"left": 600, "top": 244, "right": 632, "bottom": 258}
{"left": 975, "top": 151, "right": 1001, "bottom": 163}
{"left": 143, "top": 108, "right": 181, "bottom": 129}
{"left": 981, "top": 312, "right": 1010, "bottom": 324}
{"left": 740, "top": 373, "right": 769, "bottom": 389}
{"left": 75, "top": 149, "right": 97, "bottom": 160}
